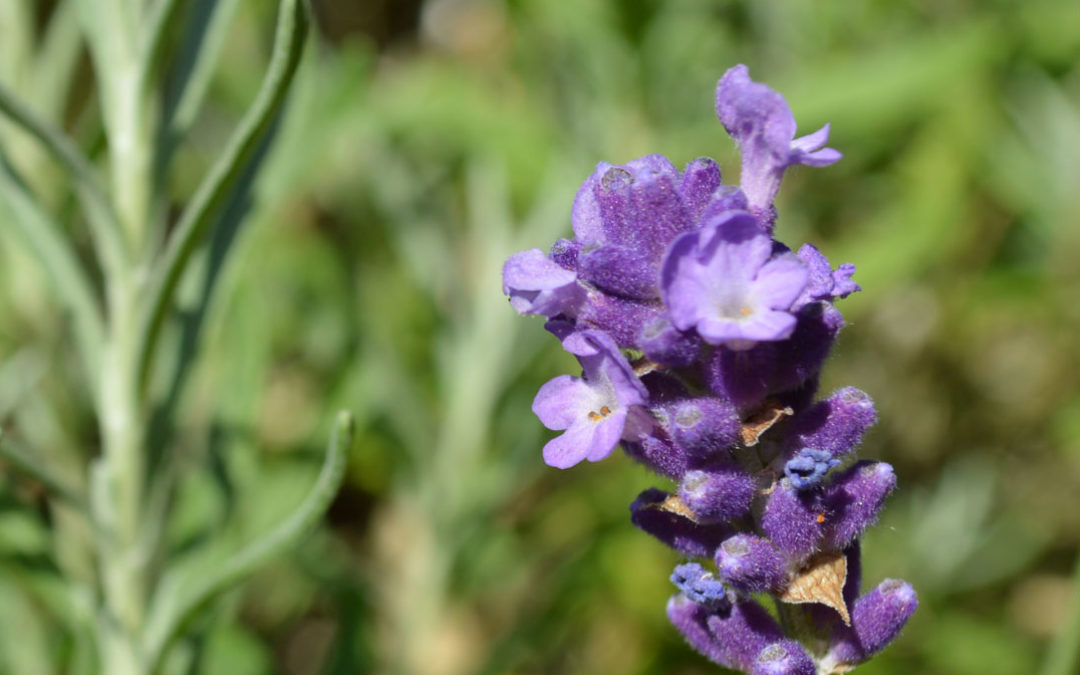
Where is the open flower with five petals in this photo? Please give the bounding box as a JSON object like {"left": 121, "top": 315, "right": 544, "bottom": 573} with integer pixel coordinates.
{"left": 531, "top": 330, "right": 648, "bottom": 468}
{"left": 661, "top": 211, "right": 808, "bottom": 349}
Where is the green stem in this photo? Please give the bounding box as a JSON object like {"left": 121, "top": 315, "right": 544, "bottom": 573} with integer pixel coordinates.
{"left": 1040, "top": 551, "right": 1080, "bottom": 675}
{"left": 136, "top": 0, "right": 308, "bottom": 395}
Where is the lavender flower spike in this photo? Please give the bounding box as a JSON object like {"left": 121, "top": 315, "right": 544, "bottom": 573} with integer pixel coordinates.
{"left": 531, "top": 330, "right": 647, "bottom": 468}
{"left": 662, "top": 211, "right": 808, "bottom": 349}
{"left": 507, "top": 66, "right": 913, "bottom": 673}
{"left": 716, "top": 65, "right": 841, "bottom": 229}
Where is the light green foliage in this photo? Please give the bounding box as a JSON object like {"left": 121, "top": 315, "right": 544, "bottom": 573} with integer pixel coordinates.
{"left": 1, "top": 1, "right": 1079, "bottom": 674}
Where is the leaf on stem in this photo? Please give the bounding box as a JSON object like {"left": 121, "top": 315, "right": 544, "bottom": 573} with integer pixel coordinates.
{"left": 142, "top": 410, "right": 354, "bottom": 672}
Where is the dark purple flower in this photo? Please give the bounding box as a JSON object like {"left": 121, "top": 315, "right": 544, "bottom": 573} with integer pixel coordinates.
{"left": 662, "top": 397, "right": 741, "bottom": 459}
{"left": 662, "top": 211, "right": 808, "bottom": 349}
{"left": 751, "top": 641, "right": 816, "bottom": 675}
{"left": 826, "top": 579, "right": 917, "bottom": 668}
{"left": 502, "top": 248, "right": 585, "bottom": 317}
{"left": 531, "top": 331, "right": 647, "bottom": 468}
{"left": 715, "top": 534, "right": 787, "bottom": 593}
{"left": 630, "top": 488, "right": 731, "bottom": 557}
{"left": 716, "top": 65, "right": 841, "bottom": 229}
{"left": 821, "top": 461, "right": 897, "bottom": 550}
{"left": 787, "top": 387, "right": 877, "bottom": 462}
{"left": 667, "top": 595, "right": 785, "bottom": 672}
{"left": 784, "top": 448, "right": 840, "bottom": 490}
{"left": 761, "top": 479, "right": 826, "bottom": 560}
{"left": 679, "top": 467, "right": 756, "bottom": 523}
{"left": 639, "top": 316, "right": 702, "bottom": 367}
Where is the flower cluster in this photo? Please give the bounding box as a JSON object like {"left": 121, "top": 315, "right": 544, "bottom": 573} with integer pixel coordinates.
{"left": 503, "top": 65, "right": 916, "bottom": 673}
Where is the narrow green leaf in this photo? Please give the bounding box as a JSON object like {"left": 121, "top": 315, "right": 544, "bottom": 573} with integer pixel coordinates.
{"left": 143, "top": 411, "right": 353, "bottom": 673}
{"left": 0, "top": 429, "right": 87, "bottom": 511}
{"left": 137, "top": 0, "right": 308, "bottom": 394}
{"left": 0, "top": 150, "right": 104, "bottom": 384}
{"left": 0, "top": 81, "right": 128, "bottom": 280}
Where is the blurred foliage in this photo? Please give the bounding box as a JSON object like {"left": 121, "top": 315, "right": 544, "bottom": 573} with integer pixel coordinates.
{"left": 2, "top": 0, "right": 1080, "bottom": 673}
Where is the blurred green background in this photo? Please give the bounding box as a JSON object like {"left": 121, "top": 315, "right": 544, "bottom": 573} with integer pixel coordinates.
{"left": 2, "top": 0, "right": 1080, "bottom": 673}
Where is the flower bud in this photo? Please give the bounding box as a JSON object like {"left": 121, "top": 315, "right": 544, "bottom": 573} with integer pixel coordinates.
{"left": 823, "top": 461, "right": 896, "bottom": 550}
{"left": 630, "top": 488, "right": 731, "bottom": 557}
{"left": 788, "top": 387, "right": 877, "bottom": 460}
{"left": 761, "top": 479, "right": 825, "bottom": 560}
{"left": 715, "top": 534, "right": 787, "bottom": 593}
{"left": 751, "top": 640, "right": 815, "bottom": 675}
{"left": 679, "top": 468, "right": 756, "bottom": 523}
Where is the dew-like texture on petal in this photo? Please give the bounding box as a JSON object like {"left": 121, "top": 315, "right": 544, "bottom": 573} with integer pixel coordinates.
{"left": 822, "top": 461, "right": 896, "bottom": 550}
{"left": 788, "top": 387, "right": 877, "bottom": 461}
{"left": 761, "top": 479, "right": 825, "bottom": 560}
{"left": 662, "top": 211, "right": 806, "bottom": 347}
{"left": 579, "top": 245, "right": 659, "bottom": 300}
{"left": 680, "top": 158, "right": 723, "bottom": 220}
{"left": 630, "top": 488, "right": 731, "bottom": 557}
{"left": 549, "top": 238, "right": 581, "bottom": 271}
{"left": 715, "top": 65, "right": 840, "bottom": 227}
{"left": 579, "top": 293, "right": 664, "bottom": 349}
{"left": 572, "top": 155, "right": 696, "bottom": 264}
{"left": 679, "top": 468, "right": 756, "bottom": 523}
{"left": 751, "top": 640, "right": 816, "bottom": 675}
{"left": 715, "top": 534, "right": 787, "bottom": 593}
{"left": 502, "top": 248, "right": 584, "bottom": 317}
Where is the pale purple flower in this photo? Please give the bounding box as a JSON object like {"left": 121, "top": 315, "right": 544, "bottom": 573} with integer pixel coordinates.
{"left": 661, "top": 210, "right": 808, "bottom": 348}
{"left": 716, "top": 65, "right": 841, "bottom": 229}
{"left": 531, "top": 330, "right": 647, "bottom": 468}
{"left": 502, "top": 248, "right": 584, "bottom": 317}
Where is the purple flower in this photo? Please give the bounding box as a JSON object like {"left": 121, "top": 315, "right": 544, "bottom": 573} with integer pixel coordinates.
{"left": 715, "top": 534, "right": 787, "bottom": 593}
{"left": 826, "top": 579, "right": 918, "bottom": 668}
{"left": 752, "top": 641, "right": 815, "bottom": 675}
{"left": 502, "top": 248, "right": 584, "bottom": 317}
{"left": 531, "top": 331, "right": 647, "bottom": 468}
{"left": 716, "top": 65, "right": 841, "bottom": 229}
{"left": 793, "top": 244, "right": 861, "bottom": 310}
{"left": 667, "top": 595, "right": 785, "bottom": 672}
{"left": 661, "top": 211, "right": 808, "bottom": 349}
{"left": 507, "top": 66, "right": 912, "bottom": 673}
{"left": 679, "top": 468, "right": 756, "bottom": 523}
{"left": 671, "top": 562, "right": 729, "bottom": 609}
{"left": 784, "top": 448, "right": 840, "bottom": 490}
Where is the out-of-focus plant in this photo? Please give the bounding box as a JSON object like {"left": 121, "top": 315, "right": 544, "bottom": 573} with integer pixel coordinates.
{"left": 0, "top": 2, "right": 351, "bottom": 673}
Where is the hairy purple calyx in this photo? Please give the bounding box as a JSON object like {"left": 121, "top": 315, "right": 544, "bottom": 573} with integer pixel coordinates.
{"left": 504, "top": 64, "right": 913, "bottom": 674}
